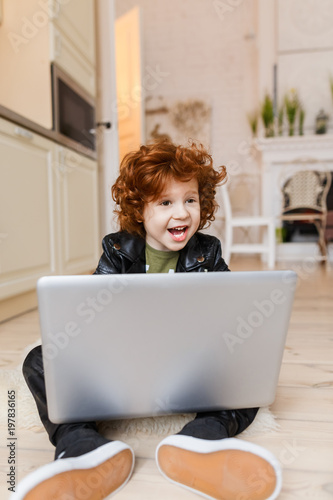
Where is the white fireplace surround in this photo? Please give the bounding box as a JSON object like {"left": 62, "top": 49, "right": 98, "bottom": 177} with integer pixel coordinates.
{"left": 255, "top": 135, "right": 333, "bottom": 261}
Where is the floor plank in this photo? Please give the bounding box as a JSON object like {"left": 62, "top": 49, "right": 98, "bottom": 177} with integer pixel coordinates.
{"left": 0, "top": 256, "right": 332, "bottom": 499}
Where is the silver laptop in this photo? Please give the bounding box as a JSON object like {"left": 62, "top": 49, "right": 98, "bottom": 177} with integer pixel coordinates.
{"left": 37, "top": 271, "right": 297, "bottom": 423}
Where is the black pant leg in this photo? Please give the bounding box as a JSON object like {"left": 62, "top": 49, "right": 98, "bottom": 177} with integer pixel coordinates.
{"left": 178, "top": 408, "right": 259, "bottom": 440}
{"left": 22, "top": 345, "right": 98, "bottom": 447}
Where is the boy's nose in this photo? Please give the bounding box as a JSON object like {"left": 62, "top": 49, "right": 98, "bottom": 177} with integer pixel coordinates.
{"left": 173, "top": 202, "right": 189, "bottom": 219}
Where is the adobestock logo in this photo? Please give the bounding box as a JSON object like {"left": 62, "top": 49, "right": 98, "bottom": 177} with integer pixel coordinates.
{"left": 8, "top": 0, "right": 71, "bottom": 54}
{"left": 113, "top": 65, "right": 170, "bottom": 121}
{"left": 52, "top": 148, "right": 83, "bottom": 181}
{"left": 223, "top": 288, "right": 287, "bottom": 354}
{"left": 213, "top": 0, "right": 245, "bottom": 22}
{"left": 42, "top": 275, "right": 132, "bottom": 363}
{"left": 235, "top": 464, "right": 277, "bottom": 500}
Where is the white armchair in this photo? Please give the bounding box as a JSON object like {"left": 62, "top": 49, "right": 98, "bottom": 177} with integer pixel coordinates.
{"left": 220, "top": 185, "right": 275, "bottom": 268}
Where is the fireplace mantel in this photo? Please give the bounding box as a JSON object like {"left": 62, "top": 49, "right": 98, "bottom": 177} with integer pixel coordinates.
{"left": 255, "top": 135, "right": 333, "bottom": 163}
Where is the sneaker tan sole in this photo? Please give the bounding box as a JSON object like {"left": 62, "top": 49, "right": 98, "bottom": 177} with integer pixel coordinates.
{"left": 157, "top": 442, "right": 278, "bottom": 500}
{"left": 17, "top": 445, "right": 134, "bottom": 500}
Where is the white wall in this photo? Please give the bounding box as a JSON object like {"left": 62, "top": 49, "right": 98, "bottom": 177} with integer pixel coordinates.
{"left": 115, "top": 0, "right": 262, "bottom": 219}
{"left": 113, "top": 0, "right": 333, "bottom": 245}
{"left": 277, "top": 0, "right": 333, "bottom": 135}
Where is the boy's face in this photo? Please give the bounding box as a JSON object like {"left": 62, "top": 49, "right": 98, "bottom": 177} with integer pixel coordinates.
{"left": 143, "top": 177, "right": 201, "bottom": 252}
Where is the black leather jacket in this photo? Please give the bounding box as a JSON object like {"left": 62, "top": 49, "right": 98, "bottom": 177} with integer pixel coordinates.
{"left": 93, "top": 232, "right": 260, "bottom": 431}
{"left": 94, "top": 231, "right": 230, "bottom": 274}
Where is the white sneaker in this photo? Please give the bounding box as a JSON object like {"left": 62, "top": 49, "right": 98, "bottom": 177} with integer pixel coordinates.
{"left": 156, "top": 435, "right": 282, "bottom": 500}
{"left": 11, "top": 440, "right": 134, "bottom": 500}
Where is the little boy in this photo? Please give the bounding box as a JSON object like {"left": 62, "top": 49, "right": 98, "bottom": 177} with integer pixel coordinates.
{"left": 14, "top": 141, "right": 281, "bottom": 500}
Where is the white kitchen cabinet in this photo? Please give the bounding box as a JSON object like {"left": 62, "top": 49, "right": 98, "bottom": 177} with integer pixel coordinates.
{"left": 0, "top": 119, "right": 99, "bottom": 309}
{"left": 0, "top": 0, "right": 96, "bottom": 128}
{"left": 52, "top": 0, "right": 96, "bottom": 67}
{"left": 54, "top": 145, "right": 100, "bottom": 275}
{"left": 0, "top": 118, "right": 57, "bottom": 300}
{"left": 50, "top": 0, "right": 96, "bottom": 96}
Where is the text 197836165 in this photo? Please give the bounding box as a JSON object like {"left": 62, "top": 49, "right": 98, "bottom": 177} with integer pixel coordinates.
{"left": 7, "top": 390, "right": 16, "bottom": 493}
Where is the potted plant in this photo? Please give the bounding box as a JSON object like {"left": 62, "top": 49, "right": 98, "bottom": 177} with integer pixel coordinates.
{"left": 284, "top": 89, "right": 299, "bottom": 136}
{"left": 261, "top": 94, "right": 274, "bottom": 137}
{"left": 247, "top": 109, "right": 259, "bottom": 137}
{"left": 315, "top": 109, "right": 329, "bottom": 134}
{"left": 299, "top": 105, "right": 305, "bottom": 135}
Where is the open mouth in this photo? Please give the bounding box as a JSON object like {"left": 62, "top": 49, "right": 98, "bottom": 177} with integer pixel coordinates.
{"left": 167, "top": 226, "right": 188, "bottom": 241}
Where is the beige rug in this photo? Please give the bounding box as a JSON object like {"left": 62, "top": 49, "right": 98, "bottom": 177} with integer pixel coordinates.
{"left": 0, "top": 363, "right": 279, "bottom": 440}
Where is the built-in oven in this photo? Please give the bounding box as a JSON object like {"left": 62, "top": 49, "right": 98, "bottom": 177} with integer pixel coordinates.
{"left": 51, "top": 63, "right": 96, "bottom": 158}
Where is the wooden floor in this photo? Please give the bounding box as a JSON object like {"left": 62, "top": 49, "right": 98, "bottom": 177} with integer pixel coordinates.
{"left": 0, "top": 256, "right": 332, "bottom": 499}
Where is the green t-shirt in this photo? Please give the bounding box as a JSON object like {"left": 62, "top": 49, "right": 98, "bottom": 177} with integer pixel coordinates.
{"left": 145, "top": 243, "right": 179, "bottom": 273}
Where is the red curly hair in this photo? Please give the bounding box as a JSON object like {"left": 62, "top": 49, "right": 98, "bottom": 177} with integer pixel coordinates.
{"left": 112, "top": 141, "right": 227, "bottom": 238}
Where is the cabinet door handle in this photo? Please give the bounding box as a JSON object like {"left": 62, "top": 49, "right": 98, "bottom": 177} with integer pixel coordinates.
{"left": 14, "top": 126, "right": 34, "bottom": 141}
{"left": 89, "top": 122, "right": 112, "bottom": 135}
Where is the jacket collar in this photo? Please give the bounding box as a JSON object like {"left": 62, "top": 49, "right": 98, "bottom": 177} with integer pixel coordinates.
{"left": 112, "top": 232, "right": 146, "bottom": 273}
{"left": 177, "top": 233, "right": 207, "bottom": 271}
{"left": 115, "top": 231, "right": 207, "bottom": 273}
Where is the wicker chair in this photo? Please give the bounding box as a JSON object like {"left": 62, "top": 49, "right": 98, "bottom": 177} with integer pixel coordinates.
{"left": 280, "top": 170, "right": 332, "bottom": 259}
{"left": 325, "top": 211, "right": 333, "bottom": 245}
